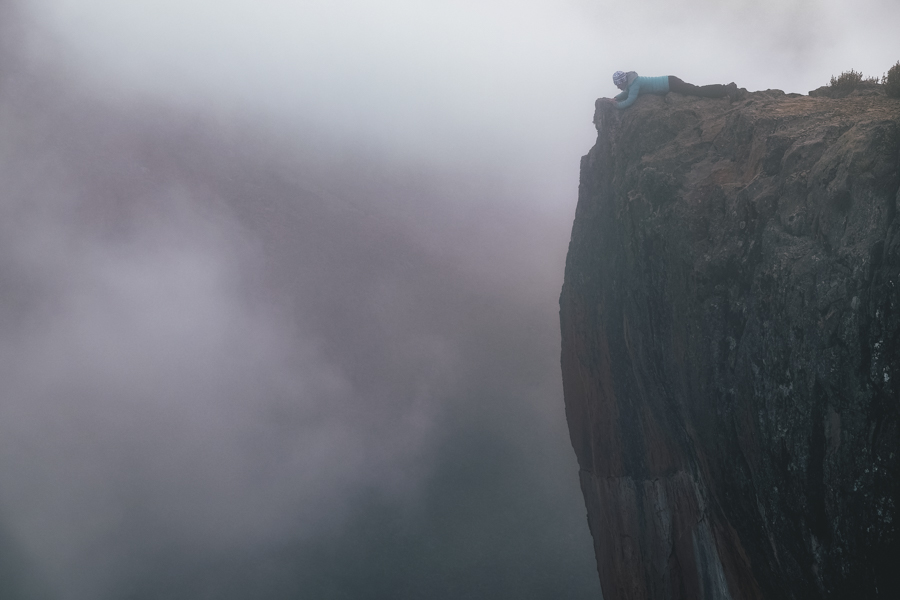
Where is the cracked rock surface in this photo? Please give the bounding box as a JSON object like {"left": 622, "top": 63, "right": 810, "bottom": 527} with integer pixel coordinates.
{"left": 560, "top": 88, "right": 900, "bottom": 599}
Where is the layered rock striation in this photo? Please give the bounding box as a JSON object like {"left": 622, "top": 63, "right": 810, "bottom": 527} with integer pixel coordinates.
{"left": 560, "top": 87, "right": 899, "bottom": 599}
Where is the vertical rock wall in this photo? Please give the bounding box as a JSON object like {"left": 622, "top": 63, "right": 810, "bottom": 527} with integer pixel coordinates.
{"left": 561, "top": 88, "right": 900, "bottom": 599}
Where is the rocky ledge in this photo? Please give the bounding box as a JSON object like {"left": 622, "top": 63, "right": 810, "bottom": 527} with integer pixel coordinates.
{"left": 560, "top": 88, "right": 899, "bottom": 599}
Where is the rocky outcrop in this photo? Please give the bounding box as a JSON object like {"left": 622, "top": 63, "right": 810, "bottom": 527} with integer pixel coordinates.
{"left": 560, "top": 88, "right": 899, "bottom": 599}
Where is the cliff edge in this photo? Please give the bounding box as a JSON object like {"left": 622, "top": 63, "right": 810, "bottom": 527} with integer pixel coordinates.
{"left": 560, "top": 88, "right": 899, "bottom": 599}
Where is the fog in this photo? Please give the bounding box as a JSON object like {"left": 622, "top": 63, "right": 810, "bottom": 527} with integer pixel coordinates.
{"left": 1, "top": 0, "right": 898, "bottom": 598}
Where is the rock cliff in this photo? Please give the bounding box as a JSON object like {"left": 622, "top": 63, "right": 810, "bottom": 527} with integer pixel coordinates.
{"left": 560, "top": 87, "right": 899, "bottom": 599}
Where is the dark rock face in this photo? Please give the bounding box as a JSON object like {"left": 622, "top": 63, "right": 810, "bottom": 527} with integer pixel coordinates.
{"left": 560, "top": 89, "right": 900, "bottom": 599}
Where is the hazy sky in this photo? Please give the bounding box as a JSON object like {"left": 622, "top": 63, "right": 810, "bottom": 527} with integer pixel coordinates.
{"left": 1, "top": 1, "right": 899, "bottom": 598}
{"left": 22, "top": 0, "right": 900, "bottom": 162}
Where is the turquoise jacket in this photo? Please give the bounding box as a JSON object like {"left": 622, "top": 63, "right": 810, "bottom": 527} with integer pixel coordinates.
{"left": 614, "top": 75, "right": 670, "bottom": 108}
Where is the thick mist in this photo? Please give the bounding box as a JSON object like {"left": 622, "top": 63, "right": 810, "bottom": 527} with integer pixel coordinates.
{"left": 2, "top": 0, "right": 899, "bottom": 598}
{"left": 1, "top": 2, "right": 595, "bottom": 597}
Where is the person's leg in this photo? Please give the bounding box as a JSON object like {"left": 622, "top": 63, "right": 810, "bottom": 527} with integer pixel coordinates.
{"left": 668, "top": 76, "right": 727, "bottom": 98}
{"left": 668, "top": 76, "right": 692, "bottom": 94}
{"left": 694, "top": 83, "right": 727, "bottom": 97}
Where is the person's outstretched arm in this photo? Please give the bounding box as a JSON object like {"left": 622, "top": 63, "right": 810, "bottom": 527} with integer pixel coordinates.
{"left": 614, "top": 79, "right": 641, "bottom": 108}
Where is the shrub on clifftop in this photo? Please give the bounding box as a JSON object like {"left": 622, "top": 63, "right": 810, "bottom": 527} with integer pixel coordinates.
{"left": 885, "top": 61, "right": 900, "bottom": 98}
{"left": 829, "top": 69, "right": 879, "bottom": 91}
